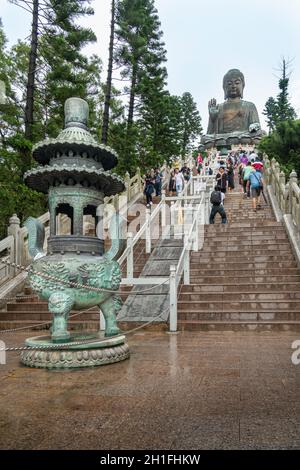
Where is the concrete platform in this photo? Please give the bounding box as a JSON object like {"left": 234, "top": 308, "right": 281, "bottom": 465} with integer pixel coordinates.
{"left": 0, "top": 330, "right": 300, "bottom": 449}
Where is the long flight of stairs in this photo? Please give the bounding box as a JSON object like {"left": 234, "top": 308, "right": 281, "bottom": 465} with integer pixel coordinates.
{"left": 177, "top": 191, "right": 300, "bottom": 331}
{"left": 2, "top": 190, "right": 300, "bottom": 332}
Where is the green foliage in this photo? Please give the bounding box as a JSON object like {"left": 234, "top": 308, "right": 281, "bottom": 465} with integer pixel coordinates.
{"left": 0, "top": 146, "right": 46, "bottom": 238}
{"left": 259, "top": 119, "right": 300, "bottom": 176}
{"left": 0, "top": 2, "right": 99, "bottom": 235}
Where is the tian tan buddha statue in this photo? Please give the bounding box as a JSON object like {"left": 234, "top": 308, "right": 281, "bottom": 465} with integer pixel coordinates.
{"left": 202, "top": 68, "right": 265, "bottom": 148}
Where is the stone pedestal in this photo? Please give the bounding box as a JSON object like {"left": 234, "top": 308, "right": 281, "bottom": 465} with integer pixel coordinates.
{"left": 20, "top": 333, "right": 129, "bottom": 369}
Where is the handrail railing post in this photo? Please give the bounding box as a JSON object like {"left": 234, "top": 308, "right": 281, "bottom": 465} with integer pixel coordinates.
{"left": 161, "top": 189, "right": 166, "bottom": 227}
{"left": 169, "top": 265, "right": 177, "bottom": 332}
{"left": 183, "top": 230, "right": 190, "bottom": 285}
{"left": 126, "top": 232, "right": 134, "bottom": 279}
{"left": 146, "top": 208, "right": 151, "bottom": 253}
{"left": 192, "top": 206, "right": 199, "bottom": 251}
{"left": 7, "top": 214, "right": 20, "bottom": 275}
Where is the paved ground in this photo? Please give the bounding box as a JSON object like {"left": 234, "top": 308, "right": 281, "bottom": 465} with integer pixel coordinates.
{"left": 0, "top": 330, "right": 300, "bottom": 450}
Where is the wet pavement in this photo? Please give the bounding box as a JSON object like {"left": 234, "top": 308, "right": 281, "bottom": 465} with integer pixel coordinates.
{"left": 0, "top": 330, "right": 300, "bottom": 449}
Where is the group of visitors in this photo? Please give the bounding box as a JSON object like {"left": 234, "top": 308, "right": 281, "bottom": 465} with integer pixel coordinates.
{"left": 209, "top": 148, "right": 265, "bottom": 223}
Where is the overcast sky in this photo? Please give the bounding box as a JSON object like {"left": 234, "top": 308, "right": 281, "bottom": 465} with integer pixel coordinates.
{"left": 1, "top": 0, "right": 300, "bottom": 132}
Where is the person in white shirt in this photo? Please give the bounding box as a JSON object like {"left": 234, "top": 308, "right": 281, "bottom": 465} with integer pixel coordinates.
{"left": 174, "top": 169, "right": 184, "bottom": 195}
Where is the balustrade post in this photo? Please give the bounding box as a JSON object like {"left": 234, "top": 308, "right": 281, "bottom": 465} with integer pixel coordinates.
{"left": 192, "top": 207, "right": 199, "bottom": 251}
{"left": 169, "top": 265, "right": 177, "bottom": 332}
{"left": 126, "top": 232, "right": 134, "bottom": 279}
{"left": 279, "top": 171, "right": 286, "bottom": 212}
{"left": 7, "top": 214, "right": 20, "bottom": 273}
{"left": 284, "top": 183, "right": 290, "bottom": 214}
{"left": 289, "top": 170, "right": 298, "bottom": 226}
{"left": 124, "top": 171, "right": 131, "bottom": 202}
{"left": 136, "top": 166, "right": 143, "bottom": 192}
{"left": 145, "top": 208, "right": 151, "bottom": 253}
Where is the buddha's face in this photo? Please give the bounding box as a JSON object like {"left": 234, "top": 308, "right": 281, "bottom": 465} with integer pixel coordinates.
{"left": 224, "top": 76, "right": 243, "bottom": 99}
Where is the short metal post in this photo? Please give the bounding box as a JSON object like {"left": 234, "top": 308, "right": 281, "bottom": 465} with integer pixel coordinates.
{"left": 100, "top": 311, "right": 105, "bottom": 331}
{"left": 126, "top": 232, "right": 133, "bottom": 278}
{"left": 169, "top": 265, "right": 177, "bottom": 332}
{"left": 146, "top": 207, "right": 151, "bottom": 253}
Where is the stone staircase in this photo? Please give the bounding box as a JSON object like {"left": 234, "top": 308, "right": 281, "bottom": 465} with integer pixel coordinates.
{"left": 2, "top": 189, "right": 300, "bottom": 332}
{"left": 177, "top": 191, "right": 300, "bottom": 331}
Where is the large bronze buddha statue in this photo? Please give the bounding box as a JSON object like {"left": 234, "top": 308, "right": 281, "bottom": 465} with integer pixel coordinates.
{"left": 202, "top": 69, "right": 265, "bottom": 148}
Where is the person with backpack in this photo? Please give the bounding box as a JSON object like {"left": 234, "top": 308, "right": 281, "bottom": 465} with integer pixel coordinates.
{"left": 209, "top": 185, "right": 227, "bottom": 224}
{"left": 249, "top": 168, "right": 264, "bottom": 211}
{"left": 242, "top": 161, "right": 255, "bottom": 198}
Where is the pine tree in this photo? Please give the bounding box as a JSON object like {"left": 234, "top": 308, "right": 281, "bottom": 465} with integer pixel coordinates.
{"left": 263, "top": 97, "right": 278, "bottom": 134}
{"left": 263, "top": 58, "right": 296, "bottom": 134}
{"left": 180, "top": 92, "right": 202, "bottom": 156}
{"left": 101, "top": 0, "right": 116, "bottom": 144}
{"left": 276, "top": 58, "right": 296, "bottom": 123}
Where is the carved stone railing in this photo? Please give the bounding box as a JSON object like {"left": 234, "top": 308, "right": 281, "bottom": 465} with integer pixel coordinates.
{"left": 264, "top": 154, "right": 300, "bottom": 261}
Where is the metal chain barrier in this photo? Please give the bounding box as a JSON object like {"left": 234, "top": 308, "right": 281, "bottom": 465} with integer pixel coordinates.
{"left": 0, "top": 259, "right": 169, "bottom": 295}
{"left": 0, "top": 308, "right": 169, "bottom": 352}
{"left": 0, "top": 305, "right": 98, "bottom": 334}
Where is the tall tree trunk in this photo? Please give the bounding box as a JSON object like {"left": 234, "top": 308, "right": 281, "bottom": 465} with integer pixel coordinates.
{"left": 101, "top": 0, "right": 115, "bottom": 144}
{"left": 24, "top": 0, "right": 39, "bottom": 170}
{"left": 127, "top": 63, "right": 137, "bottom": 131}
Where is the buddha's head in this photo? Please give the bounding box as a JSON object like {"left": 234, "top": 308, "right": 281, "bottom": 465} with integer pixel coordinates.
{"left": 223, "top": 69, "right": 245, "bottom": 100}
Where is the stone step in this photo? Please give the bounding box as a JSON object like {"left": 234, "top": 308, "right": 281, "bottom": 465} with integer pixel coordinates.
{"left": 204, "top": 227, "right": 286, "bottom": 234}
{"left": 177, "top": 300, "right": 300, "bottom": 311}
{"left": 196, "top": 248, "right": 292, "bottom": 255}
{"left": 200, "top": 240, "right": 290, "bottom": 247}
{"left": 178, "top": 311, "right": 300, "bottom": 321}
{"left": 189, "top": 268, "right": 299, "bottom": 276}
{"left": 207, "top": 221, "right": 282, "bottom": 228}
{"left": 189, "top": 275, "right": 300, "bottom": 284}
{"left": 180, "top": 282, "right": 300, "bottom": 292}
{"left": 178, "top": 291, "right": 300, "bottom": 301}
{"left": 203, "top": 234, "right": 288, "bottom": 241}
{"left": 192, "top": 254, "right": 295, "bottom": 262}
{"left": 190, "top": 261, "right": 297, "bottom": 270}
{"left": 0, "top": 320, "right": 99, "bottom": 331}
{"left": 0, "top": 311, "right": 99, "bottom": 320}
{"left": 176, "top": 319, "right": 300, "bottom": 332}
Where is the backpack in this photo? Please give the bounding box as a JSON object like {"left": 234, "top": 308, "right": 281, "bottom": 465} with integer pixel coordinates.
{"left": 210, "top": 190, "right": 222, "bottom": 205}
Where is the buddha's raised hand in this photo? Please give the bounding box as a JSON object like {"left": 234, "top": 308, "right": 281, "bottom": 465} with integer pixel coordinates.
{"left": 208, "top": 99, "right": 219, "bottom": 121}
